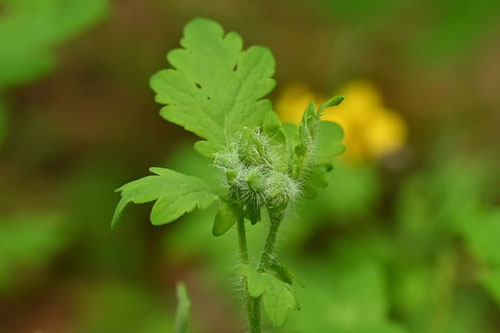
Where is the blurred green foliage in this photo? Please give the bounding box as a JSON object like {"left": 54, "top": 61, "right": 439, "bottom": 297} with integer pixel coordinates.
{"left": 316, "top": 0, "right": 500, "bottom": 64}
{"left": 0, "top": 0, "right": 109, "bottom": 263}
{"left": 287, "top": 250, "right": 406, "bottom": 333}
{"left": 394, "top": 156, "right": 500, "bottom": 332}
{"left": 0, "top": 0, "right": 108, "bottom": 89}
{"left": 0, "top": 100, "right": 6, "bottom": 146}
{"left": 0, "top": 213, "right": 70, "bottom": 292}
{"left": 0, "top": 0, "right": 499, "bottom": 332}
{"left": 0, "top": 0, "right": 108, "bottom": 149}
{"left": 76, "top": 282, "right": 173, "bottom": 333}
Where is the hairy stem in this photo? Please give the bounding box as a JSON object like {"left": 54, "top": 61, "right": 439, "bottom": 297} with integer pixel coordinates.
{"left": 258, "top": 210, "right": 283, "bottom": 272}
{"left": 237, "top": 217, "right": 261, "bottom": 333}
{"left": 237, "top": 210, "right": 284, "bottom": 332}
{"left": 247, "top": 210, "right": 283, "bottom": 331}
{"left": 248, "top": 295, "right": 261, "bottom": 333}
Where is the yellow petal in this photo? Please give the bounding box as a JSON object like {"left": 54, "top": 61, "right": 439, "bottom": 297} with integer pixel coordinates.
{"left": 275, "top": 79, "right": 408, "bottom": 163}
{"left": 275, "top": 82, "right": 323, "bottom": 124}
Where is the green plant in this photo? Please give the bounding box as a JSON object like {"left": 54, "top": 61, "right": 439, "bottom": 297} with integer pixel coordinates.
{"left": 112, "top": 18, "right": 345, "bottom": 332}
{"left": 175, "top": 283, "right": 191, "bottom": 333}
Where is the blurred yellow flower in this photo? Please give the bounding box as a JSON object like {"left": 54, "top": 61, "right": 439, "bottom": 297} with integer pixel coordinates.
{"left": 275, "top": 80, "right": 407, "bottom": 163}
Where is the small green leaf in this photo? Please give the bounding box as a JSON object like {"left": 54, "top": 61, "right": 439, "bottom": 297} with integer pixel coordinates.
{"left": 300, "top": 120, "right": 344, "bottom": 192}
{"left": 263, "top": 111, "right": 286, "bottom": 145}
{"left": 317, "top": 95, "right": 344, "bottom": 117}
{"left": 112, "top": 168, "right": 218, "bottom": 228}
{"left": 299, "top": 102, "right": 318, "bottom": 144}
{"left": 289, "top": 102, "right": 319, "bottom": 179}
{"left": 193, "top": 140, "right": 220, "bottom": 158}
{"left": 150, "top": 17, "right": 276, "bottom": 153}
{"left": 212, "top": 202, "right": 240, "bottom": 236}
{"left": 286, "top": 98, "right": 345, "bottom": 182}
{"left": 263, "top": 111, "right": 283, "bottom": 134}
{"left": 261, "top": 273, "right": 299, "bottom": 327}
{"left": 317, "top": 121, "right": 345, "bottom": 161}
{"left": 308, "top": 165, "right": 330, "bottom": 188}
{"left": 175, "top": 283, "right": 191, "bottom": 333}
{"left": 242, "top": 264, "right": 299, "bottom": 328}
{"left": 242, "top": 264, "right": 267, "bottom": 297}
{"left": 268, "top": 259, "right": 305, "bottom": 289}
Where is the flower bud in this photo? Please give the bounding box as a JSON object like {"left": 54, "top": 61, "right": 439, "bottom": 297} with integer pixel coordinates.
{"left": 265, "top": 170, "right": 299, "bottom": 209}
{"left": 238, "top": 127, "right": 267, "bottom": 166}
{"left": 246, "top": 168, "right": 264, "bottom": 192}
{"left": 225, "top": 169, "right": 238, "bottom": 182}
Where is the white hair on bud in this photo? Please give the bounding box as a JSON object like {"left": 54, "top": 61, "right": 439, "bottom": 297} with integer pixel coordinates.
{"left": 214, "top": 127, "right": 305, "bottom": 213}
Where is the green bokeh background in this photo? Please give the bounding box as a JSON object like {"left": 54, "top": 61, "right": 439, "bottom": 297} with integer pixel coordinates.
{"left": 0, "top": 0, "right": 499, "bottom": 332}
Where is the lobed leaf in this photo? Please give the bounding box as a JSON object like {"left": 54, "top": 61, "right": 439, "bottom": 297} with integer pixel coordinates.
{"left": 150, "top": 17, "right": 276, "bottom": 157}
{"left": 112, "top": 168, "right": 218, "bottom": 228}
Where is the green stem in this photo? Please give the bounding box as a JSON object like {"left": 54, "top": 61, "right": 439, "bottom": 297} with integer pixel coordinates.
{"left": 237, "top": 217, "right": 261, "bottom": 333}
{"left": 237, "top": 217, "right": 249, "bottom": 264}
{"left": 237, "top": 210, "right": 284, "bottom": 333}
{"left": 258, "top": 210, "right": 283, "bottom": 272}
{"left": 248, "top": 295, "right": 261, "bottom": 333}
{"left": 249, "top": 210, "right": 283, "bottom": 332}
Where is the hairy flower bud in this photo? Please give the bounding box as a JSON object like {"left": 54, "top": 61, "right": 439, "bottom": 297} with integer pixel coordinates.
{"left": 265, "top": 170, "right": 299, "bottom": 210}
{"left": 225, "top": 169, "right": 238, "bottom": 182}
{"left": 246, "top": 168, "right": 264, "bottom": 192}
{"left": 238, "top": 127, "right": 270, "bottom": 167}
